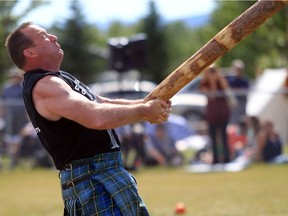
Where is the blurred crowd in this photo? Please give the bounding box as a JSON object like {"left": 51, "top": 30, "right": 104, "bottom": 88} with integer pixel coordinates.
{"left": 0, "top": 68, "right": 53, "bottom": 170}
{"left": 115, "top": 59, "right": 288, "bottom": 170}
{"left": 0, "top": 59, "right": 287, "bottom": 171}
{"left": 190, "top": 59, "right": 288, "bottom": 169}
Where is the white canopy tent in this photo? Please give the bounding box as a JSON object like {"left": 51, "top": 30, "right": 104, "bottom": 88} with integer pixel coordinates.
{"left": 246, "top": 68, "right": 288, "bottom": 144}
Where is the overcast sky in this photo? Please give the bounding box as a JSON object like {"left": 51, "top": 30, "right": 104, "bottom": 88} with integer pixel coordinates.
{"left": 14, "top": 0, "right": 216, "bottom": 27}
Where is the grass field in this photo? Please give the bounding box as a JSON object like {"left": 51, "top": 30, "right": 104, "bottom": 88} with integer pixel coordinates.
{"left": 0, "top": 163, "right": 287, "bottom": 216}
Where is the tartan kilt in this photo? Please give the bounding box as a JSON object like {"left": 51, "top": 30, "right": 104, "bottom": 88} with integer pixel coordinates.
{"left": 60, "top": 151, "right": 149, "bottom": 216}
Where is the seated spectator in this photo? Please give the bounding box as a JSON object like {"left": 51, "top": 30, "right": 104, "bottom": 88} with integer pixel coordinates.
{"left": 144, "top": 124, "right": 183, "bottom": 166}
{"left": 1, "top": 69, "right": 29, "bottom": 169}
{"left": 190, "top": 146, "right": 213, "bottom": 165}
{"left": 18, "top": 122, "right": 53, "bottom": 168}
{"left": 256, "top": 120, "right": 288, "bottom": 164}
{"left": 240, "top": 115, "right": 263, "bottom": 162}
{"left": 227, "top": 116, "right": 262, "bottom": 168}
{"left": 116, "top": 123, "right": 146, "bottom": 170}
{"left": 227, "top": 118, "right": 248, "bottom": 160}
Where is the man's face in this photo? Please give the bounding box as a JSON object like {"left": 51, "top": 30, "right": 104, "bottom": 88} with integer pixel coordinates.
{"left": 22, "top": 24, "right": 64, "bottom": 63}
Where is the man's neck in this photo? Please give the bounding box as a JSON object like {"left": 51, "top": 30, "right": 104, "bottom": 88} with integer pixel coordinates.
{"left": 24, "top": 65, "right": 60, "bottom": 73}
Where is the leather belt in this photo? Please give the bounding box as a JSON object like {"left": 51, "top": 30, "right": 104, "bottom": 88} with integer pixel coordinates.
{"left": 60, "top": 160, "right": 92, "bottom": 190}
{"left": 62, "top": 174, "right": 91, "bottom": 190}
{"left": 60, "top": 159, "right": 91, "bottom": 171}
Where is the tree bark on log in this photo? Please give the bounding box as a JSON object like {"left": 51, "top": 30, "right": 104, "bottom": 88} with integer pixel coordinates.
{"left": 144, "top": 0, "right": 288, "bottom": 102}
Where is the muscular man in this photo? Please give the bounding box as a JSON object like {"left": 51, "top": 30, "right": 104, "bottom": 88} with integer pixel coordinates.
{"left": 5, "top": 22, "right": 171, "bottom": 216}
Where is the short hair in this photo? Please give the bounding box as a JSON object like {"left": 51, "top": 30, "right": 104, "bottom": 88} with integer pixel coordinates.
{"left": 232, "top": 59, "right": 245, "bottom": 69}
{"left": 5, "top": 22, "right": 35, "bottom": 69}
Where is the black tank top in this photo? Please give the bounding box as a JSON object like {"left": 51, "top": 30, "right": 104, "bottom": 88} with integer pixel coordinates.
{"left": 23, "top": 69, "right": 120, "bottom": 169}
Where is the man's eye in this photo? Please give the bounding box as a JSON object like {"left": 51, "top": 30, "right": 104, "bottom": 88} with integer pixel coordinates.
{"left": 41, "top": 34, "right": 48, "bottom": 39}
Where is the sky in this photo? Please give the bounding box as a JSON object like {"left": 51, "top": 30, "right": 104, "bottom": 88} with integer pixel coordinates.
{"left": 14, "top": 0, "right": 216, "bottom": 27}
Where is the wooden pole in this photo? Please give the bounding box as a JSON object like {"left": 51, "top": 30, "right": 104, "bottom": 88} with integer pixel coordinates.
{"left": 144, "top": 0, "right": 288, "bottom": 102}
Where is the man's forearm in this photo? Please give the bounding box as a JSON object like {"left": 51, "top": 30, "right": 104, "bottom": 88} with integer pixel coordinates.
{"left": 96, "top": 95, "right": 143, "bottom": 105}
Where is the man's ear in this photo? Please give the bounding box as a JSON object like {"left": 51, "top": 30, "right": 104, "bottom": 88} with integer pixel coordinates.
{"left": 23, "top": 48, "right": 36, "bottom": 58}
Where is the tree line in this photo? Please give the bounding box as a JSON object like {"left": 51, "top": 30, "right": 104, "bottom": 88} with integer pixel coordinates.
{"left": 1, "top": 0, "right": 287, "bottom": 85}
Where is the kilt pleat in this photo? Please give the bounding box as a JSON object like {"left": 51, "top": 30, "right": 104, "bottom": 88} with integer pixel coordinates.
{"left": 60, "top": 151, "right": 149, "bottom": 216}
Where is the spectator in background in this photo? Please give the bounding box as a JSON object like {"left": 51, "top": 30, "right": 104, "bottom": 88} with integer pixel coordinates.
{"left": 227, "top": 117, "right": 248, "bottom": 160}
{"left": 1, "top": 68, "right": 28, "bottom": 168}
{"left": 240, "top": 115, "right": 263, "bottom": 163}
{"left": 227, "top": 116, "right": 260, "bottom": 168}
{"left": 116, "top": 123, "right": 146, "bottom": 170}
{"left": 227, "top": 116, "right": 287, "bottom": 168}
{"left": 199, "top": 64, "right": 232, "bottom": 164}
{"left": 18, "top": 121, "right": 53, "bottom": 168}
{"left": 232, "top": 116, "right": 262, "bottom": 162}
{"left": 145, "top": 124, "right": 183, "bottom": 166}
{"left": 227, "top": 59, "right": 250, "bottom": 124}
{"left": 256, "top": 120, "right": 288, "bottom": 164}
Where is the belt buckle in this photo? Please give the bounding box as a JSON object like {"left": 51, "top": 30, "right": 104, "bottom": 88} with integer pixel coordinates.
{"left": 63, "top": 180, "right": 75, "bottom": 190}
{"left": 67, "top": 180, "right": 74, "bottom": 188}
{"left": 65, "top": 163, "right": 72, "bottom": 170}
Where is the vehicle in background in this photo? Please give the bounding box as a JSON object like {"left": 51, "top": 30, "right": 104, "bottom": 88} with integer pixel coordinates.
{"left": 90, "top": 79, "right": 156, "bottom": 99}
{"left": 171, "top": 77, "right": 207, "bottom": 123}
{"left": 90, "top": 78, "right": 207, "bottom": 124}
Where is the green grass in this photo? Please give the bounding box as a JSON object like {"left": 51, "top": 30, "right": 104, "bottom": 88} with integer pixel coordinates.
{"left": 0, "top": 164, "right": 287, "bottom": 216}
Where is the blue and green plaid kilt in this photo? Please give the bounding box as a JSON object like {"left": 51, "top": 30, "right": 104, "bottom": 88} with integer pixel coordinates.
{"left": 60, "top": 151, "right": 149, "bottom": 216}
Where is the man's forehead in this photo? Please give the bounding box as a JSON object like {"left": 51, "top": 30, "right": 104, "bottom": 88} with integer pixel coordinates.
{"left": 22, "top": 24, "right": 45, "bottom": 35}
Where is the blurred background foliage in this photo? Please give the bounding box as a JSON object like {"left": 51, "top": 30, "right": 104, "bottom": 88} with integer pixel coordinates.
{"left": 0, "top": 0, "right": 47, "bottom": 82}
{"left": 1, "top": 0, "right": 288, "bottom": 84}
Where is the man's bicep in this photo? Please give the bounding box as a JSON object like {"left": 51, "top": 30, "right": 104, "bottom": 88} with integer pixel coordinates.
{"left": 33, "top": 76, "right": 88, "bottom": 121}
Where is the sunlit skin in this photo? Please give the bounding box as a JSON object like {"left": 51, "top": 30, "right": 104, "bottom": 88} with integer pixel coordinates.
{"left": 22, "top": 24, "right": 63, "bottom": 72}
{"left": 21, "top": 24, "right": 172, "bottom": 129}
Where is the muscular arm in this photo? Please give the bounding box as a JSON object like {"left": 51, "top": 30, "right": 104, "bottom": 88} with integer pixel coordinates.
{"left": 96, "top": 94, "right": 144, "bottom": 105}
{"left": 33, "top": 76, "right": 171, "bottom": 130}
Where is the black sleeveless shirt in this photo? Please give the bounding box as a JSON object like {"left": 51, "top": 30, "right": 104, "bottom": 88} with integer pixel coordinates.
{"left": 23, "top": 69, "right": 120, "bottom": 169}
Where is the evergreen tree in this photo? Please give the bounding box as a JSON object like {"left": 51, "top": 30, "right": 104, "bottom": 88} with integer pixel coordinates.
{"left": 165, "top": 21, "right": 202, "bottom": 74}
{"left": 1, "top": 1, "right": 45, "bottom": 82}
{"left": 52, "top": 1, "right": 106, "bottom": 83}
{"left": 140, "top": 1, "right": 169, "bottom": 83}
{"left": 199, "top": 1, "right": 288, "bottom": 77}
